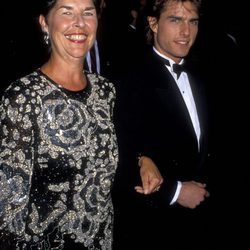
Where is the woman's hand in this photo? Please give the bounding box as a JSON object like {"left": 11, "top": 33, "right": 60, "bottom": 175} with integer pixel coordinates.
{"left": 135, "top": 156, "right": 163, "bottom": 195}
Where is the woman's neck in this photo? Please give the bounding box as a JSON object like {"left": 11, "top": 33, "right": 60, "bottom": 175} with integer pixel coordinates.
{"left": 40, "top": 58, "right": 87, "bottom": 91}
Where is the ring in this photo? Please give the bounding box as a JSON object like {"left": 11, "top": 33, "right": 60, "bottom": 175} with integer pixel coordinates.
{"left": 155, "top": 186, "right": 160, "bottom": 192}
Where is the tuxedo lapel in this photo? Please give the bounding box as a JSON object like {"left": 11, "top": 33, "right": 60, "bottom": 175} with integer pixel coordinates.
{"left": 187, "top": 72, "right": 208, "bottom": 150}
{"left": 155, "top": 83, "right": 198, "bottom": 144}
{"left": 149, "top": 51, "right": 199, "bottom": 143}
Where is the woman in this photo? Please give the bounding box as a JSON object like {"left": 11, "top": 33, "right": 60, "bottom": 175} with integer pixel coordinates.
{"left": 0, "top": 0, "right": 118, "bottom": 249}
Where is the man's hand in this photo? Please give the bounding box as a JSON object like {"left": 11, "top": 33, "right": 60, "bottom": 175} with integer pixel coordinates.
{"left": 177, "top": 181, "right": 210, "bottom": 209}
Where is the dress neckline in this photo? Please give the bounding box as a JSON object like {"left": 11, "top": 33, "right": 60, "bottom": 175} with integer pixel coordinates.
{"left": 37, "top": 69, "right": 91, "bottom": 95}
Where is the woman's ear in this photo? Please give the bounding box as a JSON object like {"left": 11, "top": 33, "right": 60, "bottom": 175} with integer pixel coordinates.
{"left": 39, "top": 15, "right": 48, "bottom": 33}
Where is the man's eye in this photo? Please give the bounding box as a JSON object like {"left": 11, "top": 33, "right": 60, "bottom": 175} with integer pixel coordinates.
{"left": 190, "top": 20, "right": 199, "bottom": 26}
{"left": 170, "top": 18, "right": 180, "bottom": 23}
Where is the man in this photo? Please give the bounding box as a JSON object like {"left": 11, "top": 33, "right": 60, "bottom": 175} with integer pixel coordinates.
{"left": 113, "top": 1, "right": 212, "bottom": 249}
{"left": 85, "top": 39, "right": 101, "bottom": 74}
{"left": 84, "top": 0, "right": 110, "bottom": 76}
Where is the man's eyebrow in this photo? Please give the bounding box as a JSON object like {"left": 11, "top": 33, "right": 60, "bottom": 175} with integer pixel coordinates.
{"left": 167, "top": 15, "right": 199, "bottom": 21}
{"left": 57, "top": 5, "right": 96, "bottom": 11}
{"left": 167, "top": 15, "right": 182, "bottom": 19}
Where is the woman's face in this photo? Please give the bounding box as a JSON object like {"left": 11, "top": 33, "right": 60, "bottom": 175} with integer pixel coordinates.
{"left": 39, "top": 0, "right": 97, "bottom": 61}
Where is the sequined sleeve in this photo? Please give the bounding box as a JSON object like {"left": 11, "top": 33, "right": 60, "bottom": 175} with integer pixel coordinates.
{"left": 0, "top": 83, "right": 34, "bottom": 241}
{"left": 106, "top": 79, "right": 116, "bottom": 122}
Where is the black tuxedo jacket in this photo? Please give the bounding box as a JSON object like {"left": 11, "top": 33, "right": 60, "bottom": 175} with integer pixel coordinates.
{"left": 116, "top": 49, "right": 211, "bottom": 205}
{"left": 113, "top": 43, "right": 248, "bottom": 250}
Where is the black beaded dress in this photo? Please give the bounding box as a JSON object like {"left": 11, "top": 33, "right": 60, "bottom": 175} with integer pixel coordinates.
{"left": 0, "top": 70, "right": 118, "bottom": 249}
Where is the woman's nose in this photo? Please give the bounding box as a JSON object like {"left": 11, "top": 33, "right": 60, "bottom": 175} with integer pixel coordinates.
{"left": 74, "top": 15, "right": 85, "bottom": 28}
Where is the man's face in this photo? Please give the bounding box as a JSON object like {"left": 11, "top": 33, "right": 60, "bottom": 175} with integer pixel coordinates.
{"left": 148, "top": 1, "right": 199, "bottom": 63}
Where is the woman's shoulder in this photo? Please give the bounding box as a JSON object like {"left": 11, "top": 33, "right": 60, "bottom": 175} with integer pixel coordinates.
{"left": 4, "top": 70, "right": 42, "bottom": 92}
{"left": 1, "top": 70, "right": 45, "bottom": 103}
{"left": 87, "top": 72, "right": 116, "bottom": 92}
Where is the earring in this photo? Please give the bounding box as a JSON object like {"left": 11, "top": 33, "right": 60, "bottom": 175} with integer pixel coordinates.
{"left": 44, "top": 33, "right": 49, "bottom": 45}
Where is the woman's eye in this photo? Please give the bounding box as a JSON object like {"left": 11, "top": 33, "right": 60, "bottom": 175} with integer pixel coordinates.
{"left": 63, "top": 11, "right": 72, "bottom": 15}
{"left": 83, "top": 11, "right": 94, "bottom": 16}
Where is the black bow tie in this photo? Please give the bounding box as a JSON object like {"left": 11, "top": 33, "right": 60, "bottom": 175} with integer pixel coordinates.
{"left": 160, "top": 57, "right": 185, "bottom": 79}
{"left": 172, "top": 63, "right": 185, "bottom": 79}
